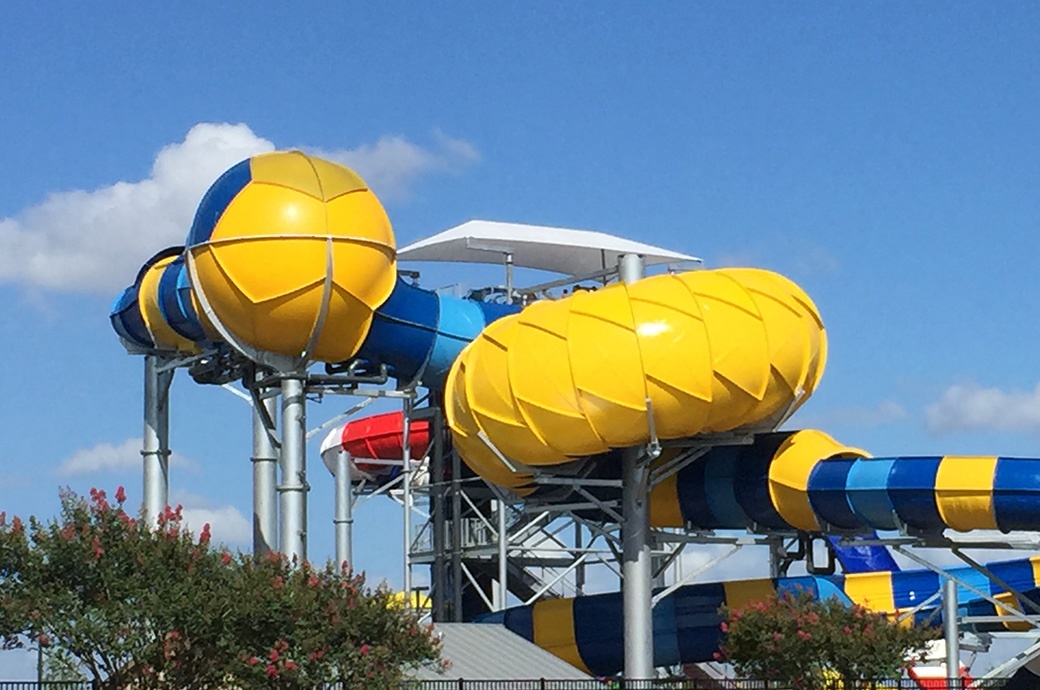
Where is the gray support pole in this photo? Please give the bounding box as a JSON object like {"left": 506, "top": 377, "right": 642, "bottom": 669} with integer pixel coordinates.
{"left": 575, "top": 523, "right": 586, "bottom": 596}
{"left": 451, "top": 448, "right": 464, "bottom": 621}
{"left": 622, "top": 447, "right": 654, "bottom": 679}
{"left": 431, "top": 408, "right": 448, "bottom": 621}
{"left": 496, "top": 499, "right": 508, "bottom": 610}
{"left": 143, "top": 355, "right": 172, "bottom": 527}
{"left": 402, "top": 396, "right": 413, "bottom": 606}
{"left": 279, "top": 376, "right": 307, "bottom": 563}
{"left": 334, "top": 451, "right": 353, "bottom": 570}
{"left": 252, "top": 387, "right": 278, "bottom": 555}
{"left": 619, "top": 253, "right": 654, "bottom": 679}
{"left": 944, "top": 577, "right": 961, "bottom": 687}
{"left": 505, "top": 253, "right": 514, "bottom": 304}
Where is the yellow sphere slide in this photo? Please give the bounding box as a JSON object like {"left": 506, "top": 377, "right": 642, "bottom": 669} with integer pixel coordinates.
{"left": 184, "top": 151, "right": 397, "bottom": 366}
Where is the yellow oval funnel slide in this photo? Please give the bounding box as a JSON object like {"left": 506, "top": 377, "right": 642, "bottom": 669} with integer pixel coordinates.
{"left": 445, "top": 268, "right": 826, "bottom": 483}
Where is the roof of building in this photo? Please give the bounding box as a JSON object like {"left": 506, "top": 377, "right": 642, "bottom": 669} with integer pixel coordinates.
{"left": 398, "top": 219, "right": 699, "bottom": 277}
{"left": 409, "top": 622, "right": 592, "bottom": 681}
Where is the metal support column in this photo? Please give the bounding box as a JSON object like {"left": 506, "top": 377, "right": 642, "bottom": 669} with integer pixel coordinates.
{"left": 619, "top": 252, "right": 654, "bottom": 679}
{"left": 143, "top": 355, "right": 172, "bottom": 527}
{"left": 451, "top": 448, "right": 464, "bottom": 621}
{"left": 496, "top": 499, "right": 509, "bottom": 610}
{"left": 334, "top": 451, "right": 353, "bottom": 570}
{"left": 402, "top": 396, "right": 414, "bottom": 605}
{"left": 944, "top": 577, "right": 961, "bottom": 688}
{"left": 252, "top": 385, "right": 278, "bottom": 555}
{"left": 279, "top": 376, "right": 307, "bottom": 563}
{"left": 431, "top": 408, "right": 448, "bottom": 621}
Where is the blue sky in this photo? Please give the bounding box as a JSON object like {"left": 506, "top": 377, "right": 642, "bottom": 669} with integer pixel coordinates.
{"left": 3, "top": 2, "right": 1040, "bottom": 678}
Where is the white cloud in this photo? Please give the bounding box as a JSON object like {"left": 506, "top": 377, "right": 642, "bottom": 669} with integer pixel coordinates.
{"left": 0, "top": 123, "right": 479, "bottom": 294}
{"left": 796, "top": 399, "right": 907, "bottom": 429}
{"left": 171, "top": 491, "right": 251, "bottom": 547}
{"left": 0, "top": 123, "right": 273, "bottom": 295}
{"left": 57, "top": 437, "right": 194, "bottom": 476}
{"left": 925, "top": 382, "right": 1040, "bottom": 434}
{"left": 181, "top": 505, "right": 252, "bottom": 548}
{"left": 316, "top": 129, "right": 480, "bottom": 201}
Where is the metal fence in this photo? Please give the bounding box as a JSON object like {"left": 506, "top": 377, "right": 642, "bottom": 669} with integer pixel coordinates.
{"left": 0, "top": 681, "right": 1014, "bottom": 690}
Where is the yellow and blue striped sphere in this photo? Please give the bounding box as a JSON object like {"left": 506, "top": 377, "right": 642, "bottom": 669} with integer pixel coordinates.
{"left": 185, "top": 151, "right": 397, "bottom": 364}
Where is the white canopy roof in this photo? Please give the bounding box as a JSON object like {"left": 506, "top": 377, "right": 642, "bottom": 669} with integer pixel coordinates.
{"left": 397, "top": 220, "right": 699, "bottom": 277}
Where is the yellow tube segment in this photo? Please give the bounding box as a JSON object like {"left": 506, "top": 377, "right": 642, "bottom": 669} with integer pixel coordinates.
{"left": 934, "top": 456, "right": 999, "bottom": 531}
{"left": 532, "top": 599, "right": 589, "bottom": 673}
{"left": 187, "top": 151, "right": 396, "bottom": 364}
{"left": 139, "top": 255, "right": 200, "bottom": 354}
{"left": 767, "top": 429, "right": 870, "bottom": 531}
{"left": 446, "top": 268, "right": 826, "bottom": 483}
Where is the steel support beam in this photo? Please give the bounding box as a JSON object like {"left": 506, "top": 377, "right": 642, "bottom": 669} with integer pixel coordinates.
{"left": 619, "top": 252, "right": 654, "bottom": 679}
{"left": 143, "top": 355, "right": 172, "bottom": 527}
{"left": 252, "top": 385, "right": 278, "bottom": 555}
{"left": 944, "top": 577, "right": 961, "bottom": 688}
{"left": 334, "top": 451, "right": 353, "bottom": 570}
{"left": 279, "top": 377, "right": 307, "bottom": 562}
{"left": 402, "top": 396, "right": 414, "bottom": 605}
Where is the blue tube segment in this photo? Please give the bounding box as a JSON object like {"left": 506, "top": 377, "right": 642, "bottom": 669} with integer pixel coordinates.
{"left": 573, "top": 592, "right": 625, "bottom": 676}
{"left": 676, "top": 452, "right": 719, "bottom": 528}
{"left": 186, "top": 159, "right": 251, "bottom": 247}
{"left": 702, "top": 446, "right": 751, "bottom": 528}
{"left": 158, "top": 256, "right": 208, "bottom": 342}
{"left": 734, "top": 433, "right": 789, "bottom": 529}
{"left": 891, "top": 570, "right": 939, "bottom": 609}
{"left": 808, "top": 458, "right": 859, "bottom": 529}
{"left": 425, "top": 296, "right": 488, "bottom": 385}
{"left": 826, "top": 534, "right": 901, "bottom": 574}
{"left": 110, "top": 285, "right": 153, "bottom": 349}
{"left": 994, "top": 458, "right": 1040, "bottom": 532}
{"left": 356, "top": 277, "right": 440, "bottom": 380}
{"left": 887, "top": 457, "right": 944, "bottom": 531}
{"left": 356, "top": 279, "right": 522, "bottom": 388}
{"left": 846, "top": 459, "right": 898, "bottom": 530}
{"left": 672, "top": 583, "right": 725, "bottom": 664}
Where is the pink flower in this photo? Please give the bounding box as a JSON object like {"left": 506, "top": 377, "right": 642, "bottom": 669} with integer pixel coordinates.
{"left": 199, "top": 523, "right": 211, "bottom": 545}
{"left": 272, "top": 576, "right": 284, "bottom": 590}
{"left": 115, "top": 486, "right": 127, "bottom": 504}
{"left": 221, "top": 551, "right": 232, "bottom": 566}
{"left": 269, "top": 649, "right": 280, "bottom": 662}
{"left": 248, "top": 656, "right": 258, "bottom": 666}
{"left": 360, "top": 644, "right": 371, "bottom": 656}
{"left": 284, "top": 660, "right": 297, "bottom": 671}
{"left": 266, "top": 664, "right": 277, "bottom": 678}
{"left": 719, "top": 621, "right": 728, "bottom": 633}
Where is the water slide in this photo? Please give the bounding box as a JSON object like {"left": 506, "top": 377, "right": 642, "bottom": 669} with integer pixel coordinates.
{"left": 109, "top": 152, "right": 1040, "bottom": 679}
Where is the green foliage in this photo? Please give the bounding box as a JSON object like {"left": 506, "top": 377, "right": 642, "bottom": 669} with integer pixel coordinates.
{"left": 0, "top": 488, "right": 441, "bottom": 689}
{"left": 717, "top": 588, "right": 939, "bottom": 689}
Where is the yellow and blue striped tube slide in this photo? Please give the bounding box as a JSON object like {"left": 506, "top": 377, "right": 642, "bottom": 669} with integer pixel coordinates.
{"left": 648, "top": 429, "right": 1040, "bottom": 535}
{"left": 480, "top": 555, "right": 1040, "bottom": 677}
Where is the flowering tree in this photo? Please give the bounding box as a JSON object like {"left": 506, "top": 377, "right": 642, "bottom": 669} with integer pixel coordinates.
{"left": 0, "top": 488, "right": 440, "bottom": 689}
{"left": 717, "top": 588, "right": 938, "bottom": 689}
